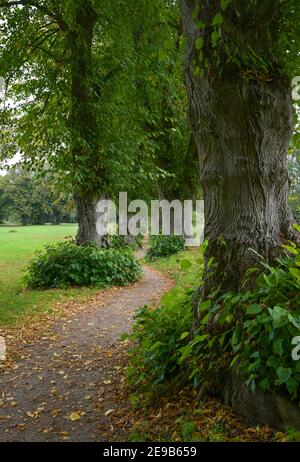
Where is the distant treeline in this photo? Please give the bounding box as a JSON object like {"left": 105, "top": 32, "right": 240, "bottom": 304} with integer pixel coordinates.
{"left": 0, "top": 169, "right": 76, "bottom": 225}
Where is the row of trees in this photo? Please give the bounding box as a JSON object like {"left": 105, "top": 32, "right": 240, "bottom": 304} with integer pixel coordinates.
{"left": 0, "top": 169, "right": 75, "bottom": 225}
{"left": 1, "top": 0, "right": 300, "bottom": 414}
{"left": 0, "top": 0, "right": 200, "bottom": 244}
{"left": 0, "top": 0, "right": 299, "bottom": 276}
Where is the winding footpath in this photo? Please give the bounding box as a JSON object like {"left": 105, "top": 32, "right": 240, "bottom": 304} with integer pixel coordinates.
{"left": 0, "top": 263, "right": 171, "bottom": 442}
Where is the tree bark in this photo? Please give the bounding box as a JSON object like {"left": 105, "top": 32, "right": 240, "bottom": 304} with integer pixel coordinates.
{"left": 180, "top": 0, "right": 298, "bottom": 300}
{"left": 74, "top": 193, "right": 98, "bottom": 245}
{"left": 68, "top": 1, "right": 103, "bottom": 245}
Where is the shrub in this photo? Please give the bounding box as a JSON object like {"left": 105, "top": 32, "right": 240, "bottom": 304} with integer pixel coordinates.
{"left": 147, "top": 235, "right": 185, "bottom": 260}
{"left": 126, "top": 287, "right": 194, "bottom": 395}
{"left": 128, "top": 235, "right": 300, "bottom": 402}
{"left": 106, "top": 234, "right": 143, "bottom": 250}
{"left": 25, "top": 240, "right": 142, "bottom": 289}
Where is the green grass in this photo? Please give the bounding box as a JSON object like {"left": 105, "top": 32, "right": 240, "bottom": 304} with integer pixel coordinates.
{"left": 146, "top": 247, "right": 203, "bottom": 291}
{"left": 0, "top": 224, "right": 98, "bottom": 326}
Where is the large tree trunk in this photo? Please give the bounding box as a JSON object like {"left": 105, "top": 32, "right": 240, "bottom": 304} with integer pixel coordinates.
{"left": 180, "top": 0, "right": 298, "bottom": 300}
{"left": 74, "top": 193, "right": 98, "bottom": 244}
{"left": 68, "top": 1, "right": 102, "bottom": 245}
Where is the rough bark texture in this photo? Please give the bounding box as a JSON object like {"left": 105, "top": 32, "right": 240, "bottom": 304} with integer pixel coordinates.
{"left": 68, "top": 1, "right": 102, "bottom": 245}
{"left": 180, "top": 0, "right": 300, "bottom": 427}
{"left": 180, "top": 0, "right": 297, "bottom": 298}
{"left": 74, "top": 193, "right": 98, "bottom": 245}
{"left": 213, "top": 369, "right": 300, "bottom": 431}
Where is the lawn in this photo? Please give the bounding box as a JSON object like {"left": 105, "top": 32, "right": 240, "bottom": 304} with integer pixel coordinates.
{"left": 0, "top": 226, "right": 203, "bottom": 326}
{"left": 0, "top": 224, "right": 98, "bottom": 326}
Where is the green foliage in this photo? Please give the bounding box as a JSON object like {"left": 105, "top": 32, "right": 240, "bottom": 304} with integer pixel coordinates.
{"left": 0, "top": 224, "right": 106, "bottom": 326}
{"left": 0, "top": 0, "right": 198, "bottom": 208}
{"left": 106, "top": 234, "right": 143, "bottom": 250}
{"left": 25, "top": 240, "right": 142, "bottom": 289}
{"left": 128, "top": 241, "right": 300, "bottom": 402}
{"left": 126, "top": 287, "right": 194, "bottom": 393}
{"left": 191, "top": 0, "right": 300, "bottom": 78}
{"left": 0, "top": 168, "right": 75, "bottom": 225}
{"left": 147, "top": 235, "right": 185, "bottom": 259}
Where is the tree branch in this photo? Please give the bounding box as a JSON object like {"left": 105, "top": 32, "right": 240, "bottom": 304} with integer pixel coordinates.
{"left": 0, "top": 1, "right": 69, "bottom": 31}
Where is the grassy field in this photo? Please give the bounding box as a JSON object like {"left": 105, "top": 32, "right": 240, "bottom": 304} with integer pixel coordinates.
{"left": 0, "top": 224, "right": 98, "bottom": 326}
{"left": 0, "top": 225, "right": 203, "bottom": 326}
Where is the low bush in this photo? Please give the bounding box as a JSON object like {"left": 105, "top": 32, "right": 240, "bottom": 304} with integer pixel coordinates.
{"left": 127, "top": 236, "right": 300, "bottom": 402}
{"left": 25, "top": 240, "right": 142, "bottom": 289}
{"left": 106, "top": 234, "right": 143, "bottom": 250}
{"left": 126, "top": 288, "right": 194, "bottom": 394}
{"left": 147, "top": 235, "right": 185, "bottom": 260}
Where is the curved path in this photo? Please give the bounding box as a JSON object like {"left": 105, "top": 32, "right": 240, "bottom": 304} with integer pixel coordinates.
{"left": 0, "top": 264, "right": 171, "bottom": 442}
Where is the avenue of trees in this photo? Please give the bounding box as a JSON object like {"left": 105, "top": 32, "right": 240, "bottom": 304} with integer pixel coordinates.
{"left": 0, "top": 0, "right": 200, "bottom": 244}
{"left": 1, "top": 0, "right": 300, "bottom": 429}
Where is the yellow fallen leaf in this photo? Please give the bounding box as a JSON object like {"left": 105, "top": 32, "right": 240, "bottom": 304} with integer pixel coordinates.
{"left": 68, "top": 412, "right": 81, "bottom": 421}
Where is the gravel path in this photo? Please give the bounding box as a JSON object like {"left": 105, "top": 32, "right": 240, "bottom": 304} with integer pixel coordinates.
{"left": 0, "top": 264, "right": 170, "bottom": 442}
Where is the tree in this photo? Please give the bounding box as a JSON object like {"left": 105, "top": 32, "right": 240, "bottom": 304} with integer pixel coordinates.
{"left": 180, "top": 0, "right": 300, "bottom": 301}
{"left": 0, "top": 168, "right": 75, "bottom": 225}
{"left": 1, "top": 0, "right": 193, "bottom": 243}
{"left": 0, "top": 1, "right": 147, "bottom": 243}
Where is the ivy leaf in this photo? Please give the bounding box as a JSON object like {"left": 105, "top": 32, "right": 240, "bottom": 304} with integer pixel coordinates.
{"left": 221, "top": 0, "right": 231, "bottom": 10}
{"left": 180, "top": 331, "right": 189, "bottom": 340}
{"left": 178, "top": 344, "right": 192, "bottom": 363}
{"left": 273, "top": 339, "right": 283, "bottom": 357}
{"left": 276, "top": 366, "right": 292, "bottom": 384}
{"left": 212, "top": 13, "right": 224, "bottom": 26}
{"left": 198, "top": 299, "right": 211, "bottom": 312}
{"left": 246, "top": 304, "right": 262, "bottom": 315}
{"left": 293, "top": 223, "right": 300, "bottom": 233}
{"left": 289, "top": 267, "right": 300, "bottom": 282}
{"left": 230, "top": 354, "right": 240, "bottom": 368}
{"left": 211, "top": 31, "right": 220, "bottom": 47}
{"left": 195, "top": 37, "right": 204, "bottom": 50}
{"left": 259, "top": 377, "right": 270, "bottom": 391}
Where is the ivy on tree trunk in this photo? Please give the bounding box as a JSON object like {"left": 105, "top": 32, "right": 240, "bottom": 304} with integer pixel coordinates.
{"left": 180, "top": 0, "right": 299, "bottom": 301}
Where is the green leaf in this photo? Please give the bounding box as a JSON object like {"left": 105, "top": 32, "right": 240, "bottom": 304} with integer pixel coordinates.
{"left": 149, "top": 341, "right": 166, "bottom": 352}
{"left": 230, "top": 354, "right": 240, "bottom": 368}
{"left": 289, "top": 267, "right": 300, "bottom": 282}
{"left": 180, "top": 331, "right": 189, "bottom": 340}
{"left": 231, "top": 329, "right": 239, "bottom": 347}
{"left": 276, "top": 366, "right": 292, "bottom": 384}
{"left": 246, "top": 304, "right": 262, "bottom": 315}
{"left": 195, "top": 37, "right": 204, "bottom": 50}
{"left": 181, "top": 259, "right": 192, "bottom": 270}
{"left": 212, "top": 13, "right": 224, "bottom": 26}
{"left": 158, "top": 49, "right": 167, "bottom": 62}
{"left": 198, "top": 299, "right": 211, "bottom": 312}
{"left": 293, "top": 223, "right": 300, "bottom": 233}
{"left": 221, "top": 0, "right": 231, "bottom": 10}
{"left": 273, "top": 339, "right": 283, "bottom": 357}
{"left": 211, "top": 31, "right": 220, "bottom": 47}
{"left": 179, "top": 344, "right": 193, "bottom": 363}
{"left": 282, "top": 244, "right": 298, "bottom": 255}
{"left": 259, "top": 377, "right": 270, "bottom": 391}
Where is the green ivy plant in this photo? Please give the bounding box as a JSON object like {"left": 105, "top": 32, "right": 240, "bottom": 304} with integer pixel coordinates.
{"left": 128, "top": 227, "right": 300, "bottom": 403}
